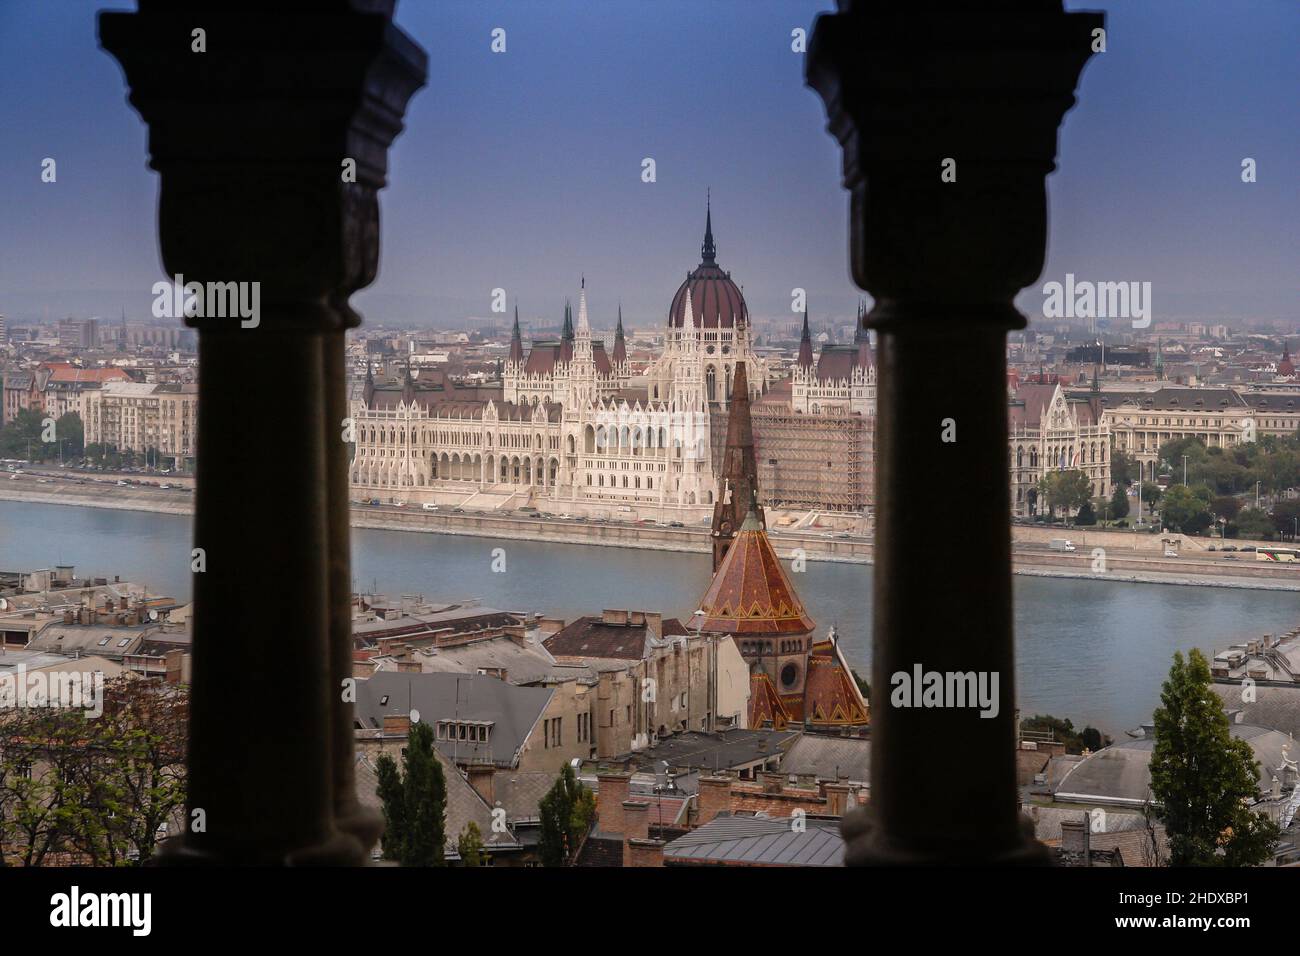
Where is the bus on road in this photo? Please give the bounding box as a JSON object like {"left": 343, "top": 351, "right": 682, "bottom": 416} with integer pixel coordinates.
{"left": 1256, "top": 547, "right": 1300, "bottom": 563}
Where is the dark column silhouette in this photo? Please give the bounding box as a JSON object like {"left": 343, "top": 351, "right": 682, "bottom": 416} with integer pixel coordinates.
{"left": 807, "top": 0, "right": 1101, "bottom": 864}
{"left": 100, "top": 0, "right": 426, "bottom": 863}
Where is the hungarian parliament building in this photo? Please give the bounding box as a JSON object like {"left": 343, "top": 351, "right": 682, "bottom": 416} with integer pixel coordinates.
{"left": 348, "top": 206, "right": 876, "bottom": 520}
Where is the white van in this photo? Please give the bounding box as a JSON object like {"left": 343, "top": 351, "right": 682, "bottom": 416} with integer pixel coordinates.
{"left": 1049, "top": 538, "right": 1076, "bottom": 552}
{"left": 422, "top": 503, "right": 439, "bottom": 511}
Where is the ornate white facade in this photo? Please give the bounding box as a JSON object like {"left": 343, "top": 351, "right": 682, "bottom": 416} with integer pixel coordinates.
{"left": 350, "top": 283, "right": 750, "bottom": 516}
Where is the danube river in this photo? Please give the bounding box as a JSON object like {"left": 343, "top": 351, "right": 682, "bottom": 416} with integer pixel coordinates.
{"left": 3, "top": 500, "right": 1296, "bottom": 737}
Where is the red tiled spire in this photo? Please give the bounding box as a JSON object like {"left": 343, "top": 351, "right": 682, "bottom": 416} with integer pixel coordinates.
{"left": 694, "top": 505, "right": 815, "bottom": 637}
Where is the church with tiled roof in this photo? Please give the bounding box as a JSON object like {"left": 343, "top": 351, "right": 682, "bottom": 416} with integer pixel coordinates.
{"left": 694, "top": 363, "right": 869, "bottom": 731}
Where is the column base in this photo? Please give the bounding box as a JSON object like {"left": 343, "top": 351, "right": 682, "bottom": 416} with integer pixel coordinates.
{"left": 155, "top": 829, "right": 369, "bottom": 867}
{"left": 841, "top": 806, "right": 1051, "bottom": 866}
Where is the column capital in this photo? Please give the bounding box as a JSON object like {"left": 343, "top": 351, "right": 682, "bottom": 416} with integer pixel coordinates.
{"left": 806, "top": 0, "right": 1102, "bottom": 312}
{"left": 100, "top": 1, "right": 428, "bottom": 332}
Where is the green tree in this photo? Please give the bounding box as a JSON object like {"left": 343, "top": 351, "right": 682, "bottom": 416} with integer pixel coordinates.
{"left": 375, "top": 753, "right": 406, "bottom": 861}
{"left": 538, "top": 763, "right": 595, "bottom": 867}
{"left": 375, "top": 721, "right": 447, "bottom": 866}
{"left": 1160, "top": 484, "right": 1213, "bottom": 534}
{"left": 1139, "top": 481, "right": 1162, "bottom": 519}
{"left": 54, "top": 412, "right": 84, "bottom": 457}
{"left": 1211, "top": 495, "right": 1242, "bottom": 522}
{"left": 457, "top": 821, "right": 486, "bottom": 866}
{"left": 1074, "top": 501, "right": 1096, "bottom": 526}
{"left": 0, "top": 407, "right": 47, "bottom": 460}
{"left": 1233, "top": 508, "right": 1274, "bottom": 541}
{"left": 1271, "top": 499, "right": 1300, "bottom": 541}
{"left": 1110, "top": 450, "right": 1137, "bottom": 487}
{"left": 1150, "top": 649, "right": 1279, "bottom": 866}
{"left": 1109, "top": 484, "right": 1130, "bottom": 521}
{"left": 1044, "top": 470, "right": 1092, "bottom": 522}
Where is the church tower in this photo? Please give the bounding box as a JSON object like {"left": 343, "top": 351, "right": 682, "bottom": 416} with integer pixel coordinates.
{"left": 571, "top": 277, "right": 596, "bottom": 406}
{"left": 711, "top": 360, "right": 762, "bottom": 570}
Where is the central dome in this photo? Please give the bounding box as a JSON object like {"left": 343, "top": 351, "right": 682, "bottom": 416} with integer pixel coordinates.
{"left": 668, "top": 202, "right": 748, "bottom": 329}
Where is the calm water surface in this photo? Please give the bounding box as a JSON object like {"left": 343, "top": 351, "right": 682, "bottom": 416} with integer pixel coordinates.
{"left": 3, "top": 500, "right": 1295, "bottom": 737}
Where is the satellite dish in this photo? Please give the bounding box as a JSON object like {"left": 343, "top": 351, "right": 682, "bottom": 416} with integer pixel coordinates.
{"left": 569, "top": 757, "right": 582, "bottom": 769}
{"left": 0, "top": 598, "right": 7, "bottom": 610}
{"left": 409, "top": 709, "right": 421, "bottom": 724}
{"left": 148, "top": 609, "right": 158, "bottom": 621}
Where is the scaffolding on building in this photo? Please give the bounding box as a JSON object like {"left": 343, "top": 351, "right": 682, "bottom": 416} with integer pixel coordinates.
{"left": 709, "top": 405, "right": 871, "bottom": 513}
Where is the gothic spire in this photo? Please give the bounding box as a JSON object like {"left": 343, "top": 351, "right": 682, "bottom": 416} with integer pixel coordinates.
{"left": 701, "top": 189, "right": 716, "bottom": 264}
{"left": 613, "top": 302, "right": 627, "bottom": 365}
{"left": 509, "top": 303, "right": 524, "bottom": 364}
{"left": 562, "top": 300, "right": 574, "bottom": 341}
{"left": 797, "top": 305, "right": 814, "bottom": 368}
{"left": 711, "top": 360, "right": 762, "bottom": 571}
{"left": 854, "top": 298, "right": 868, "bottom": 343}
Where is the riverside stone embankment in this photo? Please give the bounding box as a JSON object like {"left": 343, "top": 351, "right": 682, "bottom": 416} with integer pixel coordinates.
{"left": 3, "top": 477, "right": 1297, "bottom": 589}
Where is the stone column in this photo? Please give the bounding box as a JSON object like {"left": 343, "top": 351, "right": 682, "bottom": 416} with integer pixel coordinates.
{"left": 807, "top": 0, "right": 1100, "bottom": 864}
{"left": 101, "top": 0, "right": 426, "bottom": 864}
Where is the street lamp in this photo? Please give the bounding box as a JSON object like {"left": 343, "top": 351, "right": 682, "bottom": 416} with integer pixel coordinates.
{"left": 1181, "top": 454, "right": 1188, "bottom": 486}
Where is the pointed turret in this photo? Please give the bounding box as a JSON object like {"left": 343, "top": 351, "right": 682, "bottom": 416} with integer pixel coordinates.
{"left": 363, "top": 362, "right": 375, "bottom": 406}
{"left": 400, "top": 361, "right": 417, "bottom": 406}
{"left": 711, "top": 360, "right": 762, "bottom": 570}
{"left": 701, "top": 189, "right": 716, "bottom": 264}
{"left": 560, "top": 299, "right": 574, "bottom": 363}
{"left": 1154, "top": 337, "right": 1164, "bottom": 379}
{"left": 613, "top": 304, "right": 627, "bottom": 365}
{"left": 508, "top": 304, "right": 524, "bottom": 364}
{"left": 797, "top": 306, "right": 814, "bottom": 369}
{"left": 853, "top": 299, "right": 874, "bottom": 369}
{"left": 576, "top": 282, "right": 590, "bottom": 336}
{"left": 1280, "top": 341, "right": 1295, "bottom": 378}
{"left": 682, "top": 286, "right": 697, "bottom": 349}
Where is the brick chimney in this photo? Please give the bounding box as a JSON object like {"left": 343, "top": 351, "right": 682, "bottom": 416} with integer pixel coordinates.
{"left": 622, "top": 799, "right": 650, "bottom": 867}
{"left": 697, "top": 775, "right": 732, "bottom": 825}
{"left": 1060, "top": 816, "right": 1090, "bottom": 860}
{"left": 165, "top": 648, "right": 187, "bottom": 684}
{"left": 596, "top": 772, "right": 630, "bottom": 835}
{"left": 382, "top": 714, "right": 411, "bottom": 737}
{"left": 627, "top": 838, "right": 665, "bottom": 867}
{"left": 822, "top": 781, "right": 852, "bottom": 816}
{"left": 760, "top": 770, "right": 785, "bottom": 794}
{"left": 503, "top": 625, "right": 528, "bottom": 647}
{"left": 396, "top": 660, "right": 421, "bottom": 673}
{"left": 466, "top": 764, "right": 494, "bottom": 806}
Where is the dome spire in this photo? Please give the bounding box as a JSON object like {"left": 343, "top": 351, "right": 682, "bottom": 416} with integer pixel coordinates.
{"left": 701, "top": 188, "right": 716, "bottom": 264}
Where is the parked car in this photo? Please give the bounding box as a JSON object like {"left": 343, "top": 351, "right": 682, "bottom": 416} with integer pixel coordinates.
{"left": 1240, "top": 546, "right": 1257, "bottom": 553}
{"left": 1221, "top": 546, "right": 1238, "bottom": 552}
{"left": 422, "top": 503, "right": 439, "bottom": 511}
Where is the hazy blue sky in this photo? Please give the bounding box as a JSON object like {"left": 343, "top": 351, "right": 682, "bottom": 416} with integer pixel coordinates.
{"left": 0, "top": 0, "right": 1295, "bottom": 332}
